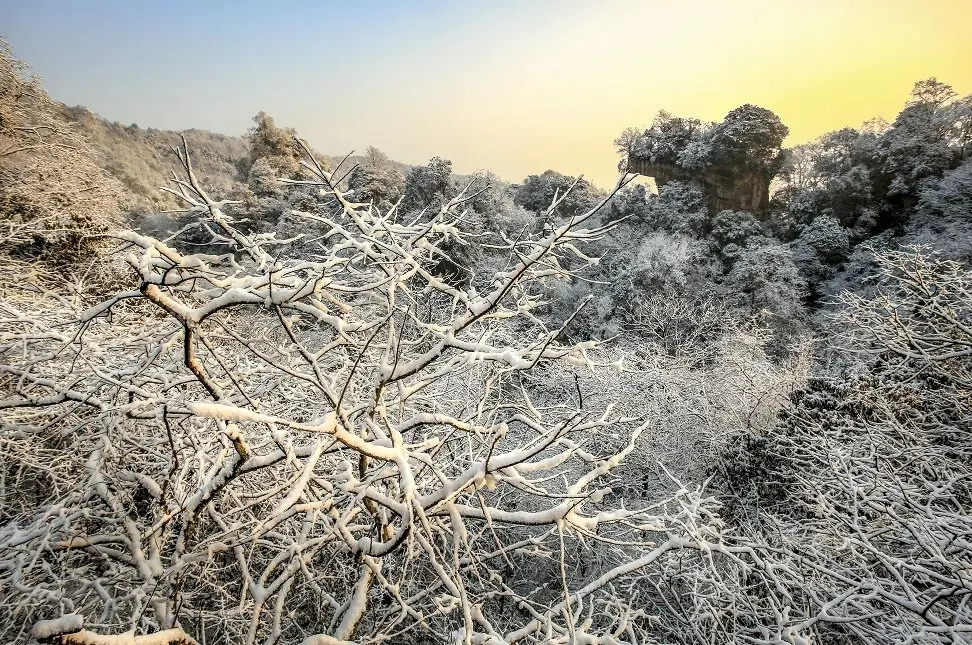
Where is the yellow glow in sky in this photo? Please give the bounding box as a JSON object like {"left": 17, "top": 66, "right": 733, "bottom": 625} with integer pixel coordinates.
{"left": 411, "top": 0, "right": 972, "bottom": 187}
{"left": 7, "top": 0, "right": 971, "bottom": 189}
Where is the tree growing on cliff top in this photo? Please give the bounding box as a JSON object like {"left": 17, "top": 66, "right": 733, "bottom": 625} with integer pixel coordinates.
{"left": 619, "top": 105, "right": 788, "bottom": 177}
{"left": 707, "top": 104, "right": 789, "bottom": 173}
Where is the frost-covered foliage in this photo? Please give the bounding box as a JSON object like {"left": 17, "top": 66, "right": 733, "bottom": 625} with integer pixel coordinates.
{"left": 616, "top": 112, "right": 711, "bottom": 169}
{"left": 401, "top": 156, "right": 456, "bottom": 213}
{"left": 1, "top": 139, "right": 786, "bottom": 645}
{"left": 774, "top": 78, "right": 971, "bottom": 244}
{"left": 396, "top": 163, "right": 535, "bottom": 288}
{"left": 639, "top": 181, "right": 709, "bottom": 237}
{"left": 61, "top": 105, "right": 250, "bottom": 214}
{"left": 791, "top": 214, "right": 851, "bottom": 298}
{"left": 0, "top": 39, "right": 125, "bottom": 259}
{"left": 513, "top": 170, "right": 604, "bottom": 221}
{"left": 347, "top": 147, "right": 405, "bottom": 211}
{"left": 880, "top": 79, "right": 972, "bottom": 204}
{"left": 909, "top": 158, "right": 972, "bottom": 260}
{"left": 247, "top": 156, "right": 282, "bottom": 197}
{"left": 707, "top": 104, "right": 790, "bottom": 173}
{"left": 708, "top": 210, "right": 766, "bottom": 256}
{"left": 611, "top": 77, "right": 971, "bottom": 336}
{"left": 764, "top": 78, "right": 972, "bottom": 319}
{"left": 717, "top": 247, "right": 972, "bottom": 644}
{"left": 720, "top": 241, "right": 806, "bottom": 325}
{"left": 620, "top": 105, "right": 788, "bottom": 176}
{"left": 2, "top": 41, "right": 972, "bottom": 643}
{"left": 246, "top": 112, "right": 306, "bottom": 180}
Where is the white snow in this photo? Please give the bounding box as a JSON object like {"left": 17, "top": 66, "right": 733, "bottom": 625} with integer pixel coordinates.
{"left": 31, "top": 615, "right": 83, "bottom": 639}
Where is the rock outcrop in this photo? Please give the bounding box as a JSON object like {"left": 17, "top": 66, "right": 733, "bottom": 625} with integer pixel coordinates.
{"left": 624, "top": 104, "right": 788, "bottom": 214}
{"left": 629, "top": 158, "right": 771, "bottom": 214}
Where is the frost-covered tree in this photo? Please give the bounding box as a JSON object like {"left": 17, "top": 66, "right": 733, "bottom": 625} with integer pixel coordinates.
{"left": 877, "top": 79, "right": 971, "bottom": 206}
{"left": 779, "top": 127, "right": 880, "bottom": 233}
{"left": 709, "top": 210, "right": 766, "bottom": 258}
{"left": 618, "top": 111, "right": 710, "bottom": 169}
{"left": 656, "top": 182, "right": 710, "bottom": 236}
{"left": 908, "top": 158, "right": 972, "bottom": 259}
{"left": 777, "top": 141, "right": 824, "bottom": 193}
{"left": 622, "top": 105, "right": 787, "bottom": 177}
{"left": 247, "top": 156, "right": 281, "bottom": 197}
{"left": 401, "top": 155, "right": 455, "bottom": 212}
{"left": 246, "top": 112, "right": 306, "bottom": 179}
{"left": 721, "top": 240, "right": 806, "bottom": 324}
{"left": 707, "top": 104, "right": 789, "bottom": 173}
{"left": 768, "top": 77, "right": 972, "bottom": 307}
{"left": 918, "top": 157, "right": 972, "bottom": 223}
{"left": 791, "top": 214, "right": 850, "bottom": 295}
{"left": 513, "top": 170, "right": 602, "bottom": 220}
{"left": 347, "top": 146, "right": 405, "bottom": 210}
{"left": 780, "top": 78, "right": 971, "bottom": 241}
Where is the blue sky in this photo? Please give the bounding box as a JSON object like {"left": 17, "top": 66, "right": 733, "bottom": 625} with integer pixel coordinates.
{"left": 5, "top": 0, "right": 971, "bottom": 187}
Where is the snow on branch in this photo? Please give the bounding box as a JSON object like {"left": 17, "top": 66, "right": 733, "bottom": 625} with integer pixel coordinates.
{"left": 4, "top": 138, "right": 925, "bottom": 645}
{"left": 1, "top": 140, "right": 744, "bottom": 644}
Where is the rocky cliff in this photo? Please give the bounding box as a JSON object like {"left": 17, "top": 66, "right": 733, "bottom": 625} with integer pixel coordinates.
{"left": 628, "top": 158, "right": 771, "bottom": 213}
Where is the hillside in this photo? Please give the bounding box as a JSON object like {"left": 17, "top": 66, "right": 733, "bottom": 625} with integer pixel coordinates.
{"left": 59, "top": 105, "right": 249, "bottom": 212}
{"left": 59, "top": 105, "right": 413, "bottom": 216}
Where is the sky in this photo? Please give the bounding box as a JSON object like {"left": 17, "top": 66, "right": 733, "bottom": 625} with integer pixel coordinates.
{"left": 4, "top": 0, "right": 972, "bottom": 188}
